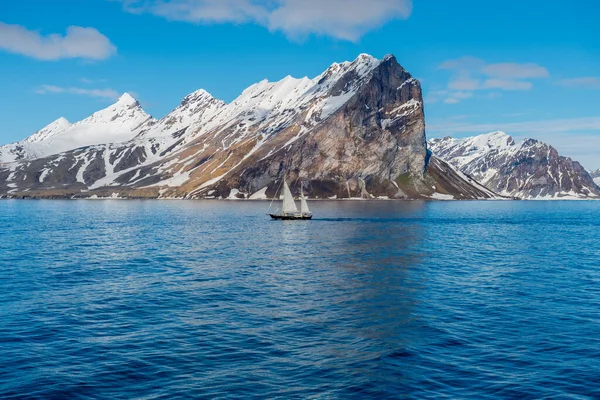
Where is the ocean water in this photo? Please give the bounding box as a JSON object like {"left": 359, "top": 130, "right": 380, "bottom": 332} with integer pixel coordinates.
{"left": 1, "top": 200, "right": 599, "bottom": 399}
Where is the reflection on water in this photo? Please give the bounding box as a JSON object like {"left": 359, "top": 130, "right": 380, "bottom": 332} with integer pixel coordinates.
{"left": 1, "top": 200, "right": 599, "bottom": 398}
{"left": 275, "top": 201, "right": 428, "bottom": 390}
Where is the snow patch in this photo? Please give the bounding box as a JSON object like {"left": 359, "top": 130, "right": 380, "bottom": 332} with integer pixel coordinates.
{"left": 227, "top": 188, "right": 241, "bottom": 199}
{"left": 430, "top": 193, "right": 455, "bottom": 200}
{"left": 249, "top": 186, "right": 268, "bottom": 200}
{"left": 321, "top": 91, "right": 356, "bottom": 119}
{"left": 39, "top": 169, "right": 50, "bottom": 182}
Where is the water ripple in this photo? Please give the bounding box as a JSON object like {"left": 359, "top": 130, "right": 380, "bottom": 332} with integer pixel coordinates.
{"left": 0, "top": 200, "right": 599, "bottom": 398}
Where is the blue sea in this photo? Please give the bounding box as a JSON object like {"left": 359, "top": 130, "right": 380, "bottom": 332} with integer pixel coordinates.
{"left": 1, "top": 200, "right": 599, "bottom": 399}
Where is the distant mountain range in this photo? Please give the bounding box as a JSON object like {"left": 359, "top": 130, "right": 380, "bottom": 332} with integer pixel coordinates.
{"left": 429, "top": 132, "right": 600, "bottom": 200}
{"left": 0, "top": 54, "right": 596, "bottom": 200}
{"left": 590, "top": 169, "right": 600, "bottom": 187}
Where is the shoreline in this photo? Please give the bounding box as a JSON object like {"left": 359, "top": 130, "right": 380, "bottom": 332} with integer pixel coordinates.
{"left": 4, "top": 196, "right": 599, "bottom": 201}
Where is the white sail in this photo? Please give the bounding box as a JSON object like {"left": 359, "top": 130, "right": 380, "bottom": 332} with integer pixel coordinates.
{"left": 300, "top": 192, "right": 310, "bottom": 214}
{"left": 282, "top": 180, "right": 298, "bottom": 214}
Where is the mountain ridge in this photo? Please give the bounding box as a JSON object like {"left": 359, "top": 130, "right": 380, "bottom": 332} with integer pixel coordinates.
{"left": 1, "top": 54, "right": 505, "bottom": 200}
{"left": 429, "top": 132, "right": 600, "bottom": 199}
{"left": 0, "top": 93, "right": 155, "bottom": 164}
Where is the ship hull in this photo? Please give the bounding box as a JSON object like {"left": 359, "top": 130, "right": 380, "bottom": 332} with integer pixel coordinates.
{"left": 269, "top": 214, "right": 313, "bottom": 220}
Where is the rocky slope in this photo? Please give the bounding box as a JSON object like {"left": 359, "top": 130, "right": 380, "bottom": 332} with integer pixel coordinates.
{"left": 0, "top": 54, "right": 499, "bottom": 200}
{"left": 429, "top": 132, "right": 600, "bottom": 199}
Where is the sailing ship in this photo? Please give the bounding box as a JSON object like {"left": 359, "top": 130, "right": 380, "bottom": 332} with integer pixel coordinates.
{"left": 268, "top": 180, "right": 313, "bottom": 220}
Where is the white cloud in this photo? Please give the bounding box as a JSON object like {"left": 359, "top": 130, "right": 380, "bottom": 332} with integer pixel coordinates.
{"left": 448, "top": 76, "right": 481, "bottom": 91}
{"left": 118, "top": 0, "right": 412, "bottom": 41}
{"left": 483, "top": 79, "right": 532, "bottom": 91}
{"left": 438, "top": 56, "right": 484, "bottom": 71}
{"left": 80, "top": 77, "right": 108, "bottom": 84}
{"left": 0, "top": 22, "right": 117, "bottom": 61}
{"left": 443, "top": 98, "right": 460, "bottom": 104}
{"left": 426, "top": 89, "right": 473, "bottom": 104}
{"left": 502, "top": 112, "right": 530, "bottom": 117}
{"left": 452, "top": 92, "right": 473, "bottom": 99}
{"left": 486, "top": 92, "right": 502, "bottom": 99}
{"left": 424, "top": 90, "right": 448, "bottom": 104}
{"left": 35, "top": 85, "right": 120, "bottom": 100}
{"left": 140, "top": 0, "right": 268, "bottom": 23}
{"left": 557, "top": 77, "right": 600, "bottom": 89}
{"left": 440, "top": 91, "right": 473, "bottom": 104}
{"left": 435, "top": 56, "right": 549, "bottom": 101}
{"left": 482, "top": 63, "right": 549, "bottom": 79}
{"left": 267, "top": 0, "right": 412, "bottom": 41}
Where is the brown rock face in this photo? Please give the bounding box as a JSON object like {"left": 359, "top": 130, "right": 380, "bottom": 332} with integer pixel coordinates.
{"left": 209, "top": 55, "right": 429, "bottom": 199}
{"left": 0, "top": 54, "right": 498, "bottom": 200}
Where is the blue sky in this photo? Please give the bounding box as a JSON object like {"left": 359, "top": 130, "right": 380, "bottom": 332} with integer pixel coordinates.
{"left": 1, "top": 0, "right": 599, "bottom": 168}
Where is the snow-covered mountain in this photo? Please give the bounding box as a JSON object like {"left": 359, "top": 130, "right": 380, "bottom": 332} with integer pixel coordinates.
{"left": 0, "top": 93, "right": 154, "bottom": 164}
{"left": 429, "top": 132, "right": 600, "bottom": 199}
{"left": 0, "top": 54, "right": 500, "bottom": 200}
{"left": 23, "top": 117, "right": 71, "bottom": 144}
{"left": 0, "top": 117, "right": 70, "bottom": 162}
{"left": 590, "top": 169, "right": 600, "bottom": 186}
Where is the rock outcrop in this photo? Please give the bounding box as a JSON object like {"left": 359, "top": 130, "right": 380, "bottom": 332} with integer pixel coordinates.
{"left": 0, "top": 54, "right": 499, "bottom": 200}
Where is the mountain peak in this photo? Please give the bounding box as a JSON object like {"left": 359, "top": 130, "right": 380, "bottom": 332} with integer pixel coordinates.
{"left": 176, "top": 88, "right": 225, "bottom": 112}
{"left": 485, "top": 130, "right": 509, "bottom": 137}
{"left": 73, "top": 92, "right": 152, "bottom": 132}
{"left": 54, "top": 117, "right": 70, "bottom": 125}
{"left": 117, "top": 92, "right": 137, "bottom": 106}
{"left": 189, "top": 88, "right": 211, "bottom": 97}
{"left": 477, "top": 131, "right": 514, "bottom": 148}
{"left": 24, "top": 117, "right": 72, "bottom": 144}
{"left": 356, "top": 53, "right": 377, "bottom": 61}
{"left": 182, "top": 88, "right": 216, "bottom": 103}
{"left": 45, "top": 117, "right": 71, "bottom": 130}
